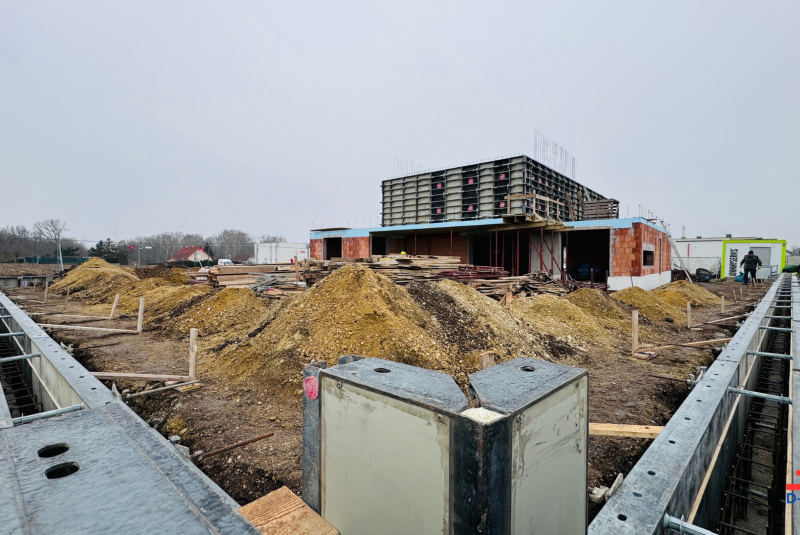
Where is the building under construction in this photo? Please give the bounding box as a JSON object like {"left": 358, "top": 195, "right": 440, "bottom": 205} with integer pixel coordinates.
{"left": 311, "top": 154, "right": 673, "bottom": 291}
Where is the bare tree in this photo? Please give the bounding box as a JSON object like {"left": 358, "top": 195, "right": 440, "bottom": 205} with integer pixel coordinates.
{"left": 33, "top": 219, "right": 68, "bottom": 271}
{"left": 210, "top": 229, "right": 255, "bottom": 259}
{"left": 257, "top": 234, "right": 287, "bottom": 243}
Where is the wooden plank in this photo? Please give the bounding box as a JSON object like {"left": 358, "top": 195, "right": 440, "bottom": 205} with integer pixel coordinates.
{"left": 91, "top": 372, "right": 191, "bottom": 381}
{"left": 238, "top": 486, "right": 338, "bottom": 535}
{"left": 637, "top": 337, "right": 732, "bottom": 353}
{"left": 589, "top": 423, "right": 663, "bottom": 439}
{"left": 38, "top": 324, "right": 138, "bottom": 333}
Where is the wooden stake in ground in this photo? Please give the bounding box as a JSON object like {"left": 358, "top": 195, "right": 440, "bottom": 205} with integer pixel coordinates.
{"left": 721, "top": 296, "right": 725, "bottom": 314}
{"left": 64, "top": 288, "right": 70, "bottom": 311}
{"left": 479, "top": 351, "right": 497, "bottom": 370}
{"left": 189, "top": 328, "right": 198, "bottom": 380}
{"left": 294, "top": 256, "right": 300, "bottom": 282}
{"left": 44, "top": 281, "right": 49, "bottom": 304}
{"left": 136, "top": 297, "right": 145, "bottom": 333}
{"left": 686, "top": 303, "right": 692, "bottom": 329}
{"left": 632, "top": 310, "right": 639, "bottom": 355}
{"left": 109, "top": 294, "right": 120, "bottom": 320}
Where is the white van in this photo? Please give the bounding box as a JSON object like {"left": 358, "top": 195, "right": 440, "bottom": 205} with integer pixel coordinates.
{"left": 217, "top": 259, "right": 234, "bottom": 266}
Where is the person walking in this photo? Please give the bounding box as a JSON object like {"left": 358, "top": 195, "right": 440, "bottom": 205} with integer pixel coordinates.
{"left": 739, "top": 250, "right": 762, "bottom": 285}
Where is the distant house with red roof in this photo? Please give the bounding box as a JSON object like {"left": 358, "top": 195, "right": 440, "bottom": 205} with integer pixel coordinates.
{"left": 168, "top": 246, "right": 211, "bottom": 263}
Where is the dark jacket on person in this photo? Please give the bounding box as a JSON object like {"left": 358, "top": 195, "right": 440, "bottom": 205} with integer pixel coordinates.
{"left": 740, "top": 254, "right": 762, "bottom": 270}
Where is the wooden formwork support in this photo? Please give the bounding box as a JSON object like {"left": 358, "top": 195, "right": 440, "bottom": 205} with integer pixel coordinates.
{"left": 110, "top": 294, "right": 120, "bottom": 319}
{"left": 589, "top": 423, "right": 664, "bottom": 439}
{"left": 189, "top": 328, "right": 198, "bottom": 380}
{"left": 136, "top": 297, "right": 145, "bottom": 333}
{"left": 632, "top": 310, "right": 639, "bottom": 355}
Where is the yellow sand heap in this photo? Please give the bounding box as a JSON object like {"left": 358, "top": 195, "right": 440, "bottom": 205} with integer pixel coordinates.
{"left": 612, "top": 286, "right": 686, "bottom": 322}
{"left": 510, "top": 294, "right": 610, "bottom": 348}
{"left": 50, "top": 258, "right": 138, "bottom": 300}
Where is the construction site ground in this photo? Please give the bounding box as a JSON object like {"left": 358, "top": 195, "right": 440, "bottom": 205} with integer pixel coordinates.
{"left": 2, "top": 263, "right": 769, "bottom": 520}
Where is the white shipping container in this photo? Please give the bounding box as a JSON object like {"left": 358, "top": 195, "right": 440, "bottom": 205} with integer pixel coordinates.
{"left": 254, "top": 242, "right": 309, "bottom": 264}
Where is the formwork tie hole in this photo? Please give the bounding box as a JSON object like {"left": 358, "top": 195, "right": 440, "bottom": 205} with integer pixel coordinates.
{"left": 519, "top": 365, "right": 536, "bottom": 372}
{"left": 684, "top": 417, "right": 691, "bottom": 421}
{"left": 617, "top": 514, "right": 627, "bottom": 521}
{"left": 668, "top": 440, "right": 676, "bottom": 444}
{"left": 45, "top": 462, "right": 80, "bottom": 479}
{"left": 647, "top": 470, "right": 656, "bottom": 476}
{"left": 374, "top": 368, "right": 391, "bottom": 373}
{"left": 633, "top": 492, "right": 642, "bottom": 497}
{"left": 38, "top": 443, "right": 69, "bottom": 458}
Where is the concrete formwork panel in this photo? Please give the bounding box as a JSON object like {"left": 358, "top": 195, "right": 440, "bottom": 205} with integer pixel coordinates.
{"left": 590, "top": 275, "right": 789, "bottom": 534}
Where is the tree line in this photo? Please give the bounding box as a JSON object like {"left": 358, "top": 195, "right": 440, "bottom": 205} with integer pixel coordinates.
{"left": 0, "top": 221, "right": 288, "bottom": 265}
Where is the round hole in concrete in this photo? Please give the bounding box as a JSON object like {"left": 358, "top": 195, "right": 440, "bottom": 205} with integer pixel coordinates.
{"left": 79, "top": 376, "right": 84, "bottom": 379}
{"left": 519, "top": 365, "right": 536, "bottom": 372}
{"left": 697, "top": 399, "right": 702, "bottom": 402}
{"left": 38, "top": 443, "right": 69, "bottom": 458}
{"left": 373, "top": 368, "right": 391, "bottom": 373}
{"left": 69, "top": 366, "right": 74, "bottom": 369}
{"left": 632, "top": 492, "right": 642, "bottom": 497}
{"left": 668, "top": 440, "right": 676, "bottom": 444}
{"left": 45, "top": 462, "right": 80, "bottom": 479}
{"left": 617, "top": 514, "right": 627, "bottom": 521}
{"left": 684, "top": 417, "right": 691, "bottom": 421}
{"left": 90, "top": 387, "right": 96, "bottom": 390}
{"left": 647, "top": 470, "right": 656, "bottom": 476}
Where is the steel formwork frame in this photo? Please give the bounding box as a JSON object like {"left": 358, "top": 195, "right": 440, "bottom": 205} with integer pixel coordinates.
{"left": 590, "top": 273, "right": 792, "bottom": 535}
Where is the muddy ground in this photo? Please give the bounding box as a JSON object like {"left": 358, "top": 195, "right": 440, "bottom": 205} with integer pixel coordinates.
{"left": 3, "top": 276, "right": 768, "bottom": 518}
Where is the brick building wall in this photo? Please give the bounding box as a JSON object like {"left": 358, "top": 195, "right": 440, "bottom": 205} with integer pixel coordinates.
{"left": 611, "top": 223, "right": 670, "bottom": 277}
{"left": 310, "top": 239, "right": 322, "bottom": 260}
{"left": 342, "top": 237, "right": 371, "bottom": 259}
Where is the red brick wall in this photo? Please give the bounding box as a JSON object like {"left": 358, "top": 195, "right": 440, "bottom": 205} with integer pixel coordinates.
{"left": 611, "top": 223, "right": 671, "bottom": 276}
{"left": 342, "top": 237, "right": 371, "bottom": 259}
{"left": 387, "top": 234, "right": 469, "bottom": 263}
{"left": 310, "top": 239, "right": 322, "bottom": 260}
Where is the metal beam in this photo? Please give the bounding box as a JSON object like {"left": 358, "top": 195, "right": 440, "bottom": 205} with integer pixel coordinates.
{"left": 758, "top": 325, "right": 793, "bottom": 332}
{"left": 0, "top": 332, "right": 24, "bottom": 338}
{"left": 0, "top": 353, "right": 40, "bottom": 364}
{"left": 727, "top": 387, "right": 792, "bottom": 405}
{"left": 12, "top": 404, "right": 84, "bottom": 425}
{"left": 747, "top": 351, "right": 792, "bottom": 360}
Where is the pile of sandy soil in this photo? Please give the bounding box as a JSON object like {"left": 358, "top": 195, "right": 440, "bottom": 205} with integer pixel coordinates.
{"left": 210, "top": 266, "right": 549, "bottom": 390}
{"left": 407, "top": 279, "right": 544, "bottom": 361}
{"left": 657, "top": 280, "right": 721, "bottom": 307}
{"left": 565, "top": 288, "right": 634, "bottom": 333}
{"left": 50, "top": 258, "right": 138, "bottom": 299}
{"left": 612, "top": 287, "right": 685, "bottom": 323}
{"left": 161, "top": 288, "right": 281, "bottom": 345}
{"left": 135, "top": 266, "right": 188, "bottom": 285}
{"left": 509, "top": 294, "right": 610, "bottom": 349}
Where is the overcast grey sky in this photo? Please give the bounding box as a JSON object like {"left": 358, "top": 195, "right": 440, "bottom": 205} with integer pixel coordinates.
{"left": 1, "top": 2, "right": 798, "bottom": 247}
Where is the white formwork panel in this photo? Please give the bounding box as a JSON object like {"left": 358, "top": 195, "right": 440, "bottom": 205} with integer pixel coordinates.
{"left": 320, "top": 377, "right": 451, "bottom": 535}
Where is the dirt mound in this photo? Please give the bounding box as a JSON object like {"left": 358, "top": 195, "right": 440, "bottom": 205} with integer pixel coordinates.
{"left": 566, "top": 288, "right": 633, "bottom": 333}
{"left": 407, "top": 280, "right": 544, "bottom": 359}
{"left": 612, "top": 287, "right": 685, "bottom": 323}
{"left": 50, "top": 258, "right": 138, "bottom": 299}
{"left": 659, "top": 280, "right": 721, "bottom": 307}
{"left": 652, "top": 289, "right": 689, "bottom": 309}
{"left": 163, "top": 288, "right": 280, "bottom": 344}
{"left": 136, "top": 266, "right": 188, "bottom": 285}
{"left": 509, "top": 294, "right": 609, "bottom": 349}
{"left": 214, "top": 265, "right": 452, "bottom": 388}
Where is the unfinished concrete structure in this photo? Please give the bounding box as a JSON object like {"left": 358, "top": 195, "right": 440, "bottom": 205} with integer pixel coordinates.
{"left": 311, "top": 217, "right": 671, "bottom": 291}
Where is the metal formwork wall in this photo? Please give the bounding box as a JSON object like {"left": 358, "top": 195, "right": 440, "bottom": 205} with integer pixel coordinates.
{"left": 381, "top": 155, "right": 606, "bottom": 226}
